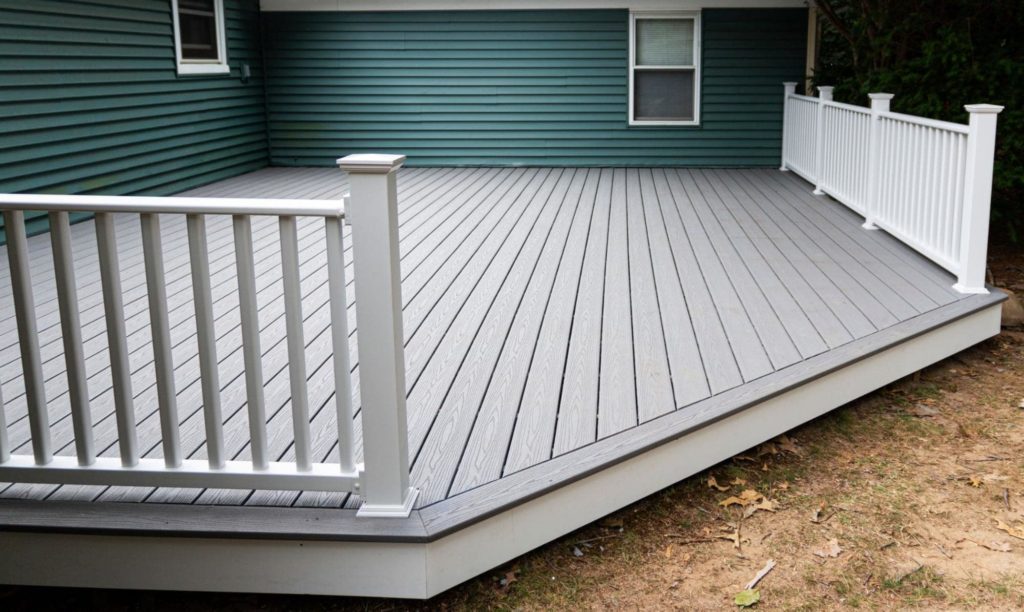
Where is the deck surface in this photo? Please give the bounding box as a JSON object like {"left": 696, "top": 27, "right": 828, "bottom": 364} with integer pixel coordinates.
{"left": 0, "top": 167, "right": 968, "bottom": 510}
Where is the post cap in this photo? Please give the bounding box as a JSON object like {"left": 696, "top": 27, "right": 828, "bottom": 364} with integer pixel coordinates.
{"left": 868, "top": 92, "right": 894, "bottom": 100}
{"left": 964, "top": 104, "right": 1004, "bottom": 115}
{"left": 337, "top": 153, "right": 407, "bottom": 174}
{"left": 783, "top": 81, "right": 798, "bottom": 87}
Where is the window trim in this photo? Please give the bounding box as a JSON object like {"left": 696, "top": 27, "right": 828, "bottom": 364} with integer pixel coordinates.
{"left": 171, "top": 0, "right": 230, "bottom": 76}
{"left": 628, "top": 10, "right": 701, "bottom": 126}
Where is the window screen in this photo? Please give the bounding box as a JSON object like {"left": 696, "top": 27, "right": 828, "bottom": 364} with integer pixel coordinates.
{"left": 631, "top": 15, "right": 699, "bottom": 124}
{"left": 636, "top": 19, "right": 695, "bottom": 66}
{"left": 177, "top": 0, "right": 219, "bottom": 61}
{"left": 634, "top": 71, "right": 695, "bottom": 121}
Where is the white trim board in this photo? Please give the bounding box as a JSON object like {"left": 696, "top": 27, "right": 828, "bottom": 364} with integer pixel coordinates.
{"left": 172, "top": 0, "right": 230, "bottom": 75}
{"left": 628, "top": 10, "right": 702, "bottom": 126}
{"left": 0, "top": 302, "right": 1001, "bottom": 599}
{"left": 260, "top": 0, "right": 808, "bottom": 12}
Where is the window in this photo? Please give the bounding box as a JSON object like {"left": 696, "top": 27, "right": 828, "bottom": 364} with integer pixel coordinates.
{"left": 172, "top": 0, "right": 229, "bottom": 75}
{"left": 629, "top": 12, "right": 701, "bottom": 125}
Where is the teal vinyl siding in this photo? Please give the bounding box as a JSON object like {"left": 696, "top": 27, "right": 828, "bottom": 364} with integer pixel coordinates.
{"left": 0, "top": 0, "right": 268, "bottom": 241}
{"left": 263, "top": 9, "right": 806, "bottom": 167}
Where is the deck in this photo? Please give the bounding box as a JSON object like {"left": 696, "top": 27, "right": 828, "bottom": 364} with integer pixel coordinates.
{"left": 0, "top": 166, "right": 999, "bottom": 512}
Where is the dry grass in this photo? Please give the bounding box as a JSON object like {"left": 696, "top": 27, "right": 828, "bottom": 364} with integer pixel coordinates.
{"left": 3, "top": 247, "right": 1023, "bottom": 611}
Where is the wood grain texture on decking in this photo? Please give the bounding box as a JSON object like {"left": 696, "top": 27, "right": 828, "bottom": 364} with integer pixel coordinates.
{"left": 0, "top": 167, "right": 972, "bottom": 509}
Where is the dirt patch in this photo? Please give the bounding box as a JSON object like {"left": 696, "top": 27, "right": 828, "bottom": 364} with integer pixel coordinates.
{"left": 3, "top": 246, "right": 1024, "bottom": 611}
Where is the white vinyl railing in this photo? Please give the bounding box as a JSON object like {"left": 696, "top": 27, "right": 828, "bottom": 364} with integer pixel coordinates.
{"left": 0, "top": 153, "right": 418, "bottom": 517}
{"left": 780, "top": 82, "right": 1003, "bottom": 294}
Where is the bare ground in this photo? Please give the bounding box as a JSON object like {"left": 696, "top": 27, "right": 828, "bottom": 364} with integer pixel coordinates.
{"left": 3, "top": 244, "right": 1023, "bottom": 611}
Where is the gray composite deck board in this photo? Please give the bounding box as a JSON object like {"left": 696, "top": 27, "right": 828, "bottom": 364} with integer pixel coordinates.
{"left": 0, "top": 166, "right": 976, "bottom": 510}
{"left": 598, "top": 168, "right": 638, "bottom": 439}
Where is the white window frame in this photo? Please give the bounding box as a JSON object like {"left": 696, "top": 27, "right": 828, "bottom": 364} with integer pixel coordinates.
{"left": 628, "top": 10, "right": 701, "bottom": 126}
{"left": 172, "top": 0, "right": 230, "bottom": 76}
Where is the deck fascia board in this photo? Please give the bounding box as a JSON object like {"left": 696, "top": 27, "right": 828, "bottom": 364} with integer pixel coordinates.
{"left": 418, "top": 289, "right": 1005, "bottom": 535}
{"left": 0, "top": 288, "right": 1004, "bottom": 544}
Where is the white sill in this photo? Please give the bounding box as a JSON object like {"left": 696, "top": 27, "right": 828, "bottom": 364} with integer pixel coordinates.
{"left": 629, "top": 119, "right": 700, "bottom": 127}
{"left": 177, "top": 62, "right": 231, "bottom": 76}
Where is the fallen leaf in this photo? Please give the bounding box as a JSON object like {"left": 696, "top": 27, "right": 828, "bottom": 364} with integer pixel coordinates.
{"left": 499, "top": 570, "right": 518, "bottom": 588}
{"left": 777, "top": 482, "right": 790, "bottom": 491}
{"left": 721, "top": 490, "right": 764, "bottom": 508}
{"left": 731, "top": 477, "right": 748, "bottom": 486}
{"left": 572, "top": 546, "right": 584, "bottom": 557}
{"left": 743, "top": 499, "right": 779, "bottom": 519}
{"left": 887, "top": 560, "right": 923, "bottom": 584}
{"left": 708, "top": 475, "right": 730, "bottom": 492}
{"left": 965, "top": 539, "right": 1013, "bottom": 552}
{"left": 762, "top": 463, "right": 770, "bottom": 472}
{"left": 994, "top": 519, "right": 1024, "bottom": 541}
{"left": 811, "top": 505, "right": 827, "bottom": 523}
{"left": 734, "top": 589, "right": 760, "bottom": 608}
{"left": 969, "top": 476, "right": 984, "bottom": 488}
{"left": 776, "top": 434, "right": 803, "bottom": 456}
{"left": 1017, "top": 398, "right": 1024, "bottom": 409}
{"left": 984, "top": 541, "right": 1012, "bottom": 552}
{"left": 718, "top": 528, "right": 742, "bottom": 549}
{"left": 740, "top": 489, "right": 763, "bottom": 503}
{"left": 664, "top": 544, "right": 673, "bottom": 558}
{"left": 600, "top": 517, "right": 624, "bottom": 530}
{"left": 814, "top": 538, "right": 843, "bottom": 558}
{"left": 908, "top": 404, "right": 939, "bottom": 417}
{"left": 756, "top": 443, "right": 778, "bottom": 457}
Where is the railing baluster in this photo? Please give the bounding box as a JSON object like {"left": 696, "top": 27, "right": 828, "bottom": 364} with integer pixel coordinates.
{"left": 325, "top": 216, "right": 356, "bottom": 473}
{"left": 96, "top": 212, "right": 138, "bottom": 465}
{"left": 49, "top": 211, "right": 94, "bottom": 466}
{"left": 187, "top": 213, "right": 224, "bottom": 469}
{"left": 233, "top": 215, "right": 268, "bottom": 470}
{"left": 140, "top": 213, "right": 180, "bottom": 468}
{"left": 938, "top": 131, "right": 950, "bottom": 258}
{"left": 812, "top": 86, "right": 833, "bottom": 193}
{"left": 928, "top": 128, "right": 938, "bottom": 246}
{"left": 952, "top": 133, "right": 966, "bottom": 259}
{"left": 3, "top": 210, "right": 51, "bottom": 465}
{"left": 279, "top": 215, "right": 312, "bottom": 472}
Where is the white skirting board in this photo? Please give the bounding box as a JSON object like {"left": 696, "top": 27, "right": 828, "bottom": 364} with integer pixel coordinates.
{"left": 0, "top": 303, "right": 1002, "bottom": 599}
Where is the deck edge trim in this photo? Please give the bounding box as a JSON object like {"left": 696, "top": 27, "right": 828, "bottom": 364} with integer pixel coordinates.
{"left": 0, "top": 290, "right": 1006, "bottom": 543}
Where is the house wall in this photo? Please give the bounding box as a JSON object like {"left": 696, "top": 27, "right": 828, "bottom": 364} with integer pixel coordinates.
{"left": 262, "top": 8, "right": 807, "bottom": 167}
{"left": 0, "top": 0, "right": 268, "bottom": 239}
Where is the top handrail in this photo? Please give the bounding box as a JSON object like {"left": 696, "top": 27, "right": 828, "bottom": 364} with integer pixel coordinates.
{"left": 821, "top": 98, "right": 871, "bottom": 114}
{"left": 878, "top": 109, "right": 969, "bottom": 134}
{"left": 0, "top": 192, "right": 347, "bottom": 218}
{"left": 787, "top": 92, "right": 817, "bottom": 103}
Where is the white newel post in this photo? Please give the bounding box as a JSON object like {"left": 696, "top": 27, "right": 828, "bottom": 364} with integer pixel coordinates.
{"left": 953, "top": 104, "right": 1003, "bottom": 294}
{"left": 812, "top": 85, "right": 833, "bottom": 194}
{"left": 337, "top": 153, "right": 419, "bottom": 517}
{"left": 862, "top": 92, "right": 894, "bottom": 230}
{"left": 779, "top": 82, "right": 797, "bottom": 171}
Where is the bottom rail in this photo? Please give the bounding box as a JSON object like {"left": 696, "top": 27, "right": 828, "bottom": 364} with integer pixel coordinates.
{"left": 0, "top": 455, "right": 361, "bottom": 492}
